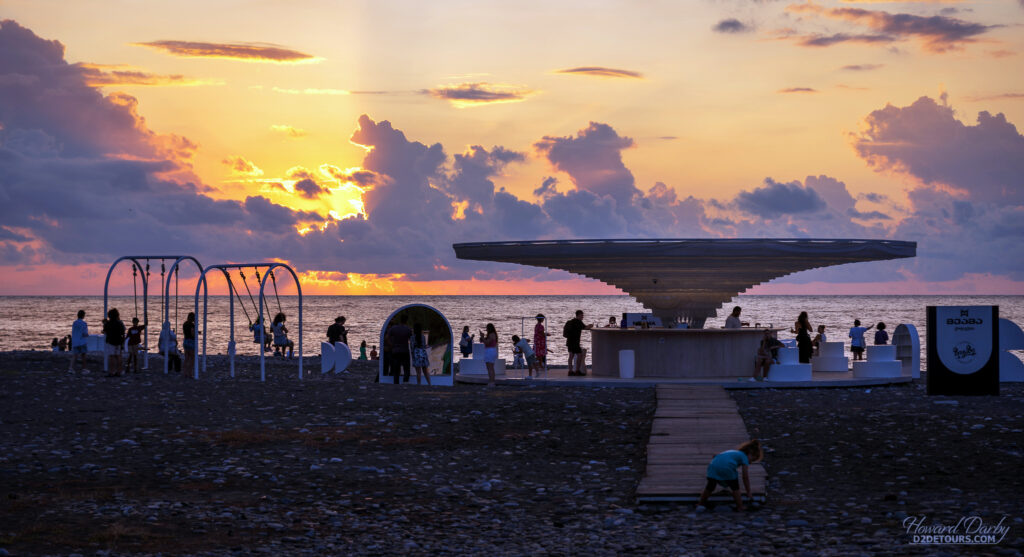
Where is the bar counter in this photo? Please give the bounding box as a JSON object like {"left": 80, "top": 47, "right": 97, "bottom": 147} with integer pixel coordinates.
{"left": 591, "top": 327, "right": 769, "bottom": 378}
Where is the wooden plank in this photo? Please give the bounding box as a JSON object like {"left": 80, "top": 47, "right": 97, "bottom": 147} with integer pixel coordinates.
{"left": 647, "top": 434, "right": 750, "bottom": 444}
{"left": 650, "top": 420, "right": 748, "bottom": 432}
{"left": 654, "top": 409, "right": 739, "bottom": 417}
{"left": 650, "top": 424, "right": 747, "bottom": 436}
{"left": 651, "top": 417, "right": 746, "bottom": 426}
{"left": 645, "top": 464, "right": 766, "bottom": 479}
{"left": 639, "top": 479, "right": 767, "bottom": 492}
{"left": 655, "top": 401, "right": 737, "bottom": 408}
{"left": 656, "top": 392, "right": 732, "bottom": 401}
{"left": 636, "top": 385, "right": 767, "bottom": 502}
{"left": 645, "top": 444, "right": 725, "bottom": 456}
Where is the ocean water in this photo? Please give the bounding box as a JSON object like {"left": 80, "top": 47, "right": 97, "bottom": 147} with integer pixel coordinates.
{"left": 4, "top": 295, "right": 1023, "bottom": 365}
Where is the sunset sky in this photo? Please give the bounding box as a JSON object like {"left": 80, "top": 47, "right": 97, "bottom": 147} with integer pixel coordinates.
{"left": 1, "top": 0, "right": 1022, "bottom": 297}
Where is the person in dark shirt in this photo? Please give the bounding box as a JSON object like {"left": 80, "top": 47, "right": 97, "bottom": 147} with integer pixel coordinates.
{"left": 102, "top": 308, "right": 126, "bottom": 377}
{"left": 387, "top": 314, "right": 413, "bottom": 384}
{"left": 873, "top": 322, "right": 889, "bottom": 345}
{"left": 327, "top": 316, "right": 348, "bottom": 345}
{"left": 183, "top": 312, "right": 197, "bottom": 376}
{"left": 563, "top": 310, "right": 592, "bottom": 376}
{"left": 125, "top": 317, "right": 147, "bottom": 373}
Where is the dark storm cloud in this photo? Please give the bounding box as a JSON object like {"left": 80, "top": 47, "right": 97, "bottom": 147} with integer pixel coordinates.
{"left": 713, "top": 18, "right": 753, "bottom": 33}
{"left": 734, "top": 178, "right": 828, "bottom": 217}
{"left": 293, "top": 178, "right": 327, "bottom": 199}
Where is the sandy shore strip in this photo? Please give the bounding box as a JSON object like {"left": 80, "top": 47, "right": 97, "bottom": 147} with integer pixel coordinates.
{"left": 2, "top": 350, "right": 1023, "bottom": 555}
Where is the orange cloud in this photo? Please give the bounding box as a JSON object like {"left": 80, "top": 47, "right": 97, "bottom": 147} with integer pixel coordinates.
{"left": 222, "top": 155, "right": 264, "bottom": 177}
{"left": 779, "top": 87, "right": 818, "bottom": 93}
{"left": 76, "top": 63, "right": 216, "bottom": 87}
{"left": 423, "top": 82, "right": 536, "bottom": 107}
{"left": 293, "top": 272, "right": 622, "bottom": 295}
{"left": 133, "top": 40, "right": 318, "bottom": 63}
{"left": 554, "top": 66, "right": 644, "bottom": 79}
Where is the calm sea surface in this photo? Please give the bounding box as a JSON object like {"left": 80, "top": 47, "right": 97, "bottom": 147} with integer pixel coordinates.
{"left": 4, "top": 295, "right": 1023, "bottom": 364}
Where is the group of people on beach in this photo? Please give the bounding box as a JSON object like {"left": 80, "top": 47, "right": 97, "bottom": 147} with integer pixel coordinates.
{"left": 726, "top": 305, "right": 893, "bottom": 381}
{"left": 250, "top": 312, "right": 295, "bottom": 358}
{"left": 65, "top": 306, "right": 305, "bottom": 378}
{"left": 381, "top": 314, "right": 435, "bottom": 385}
{"left": 325, "top": 315, "right": 374, "bottom": 361}
{"left": 455, "top": 310, "right": 595, "bottom": 386}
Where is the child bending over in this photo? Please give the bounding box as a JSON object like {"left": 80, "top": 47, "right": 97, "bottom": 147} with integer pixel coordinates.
{"left": 698, "top": 439, "right": 763, "bottom": 511}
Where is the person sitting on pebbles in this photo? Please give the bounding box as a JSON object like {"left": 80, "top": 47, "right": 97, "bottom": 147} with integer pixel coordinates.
{"left": 697, "top": 439, "right": 763, "bottom": 512}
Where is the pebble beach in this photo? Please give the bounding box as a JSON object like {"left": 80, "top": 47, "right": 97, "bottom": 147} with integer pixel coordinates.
{"left": 2, "top": 350, "right": 1023, "bottom": 556}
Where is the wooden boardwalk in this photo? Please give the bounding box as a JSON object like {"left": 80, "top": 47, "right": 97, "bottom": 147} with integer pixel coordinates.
{"left": 636, "top": 385, "right": 767, "bottom": 502}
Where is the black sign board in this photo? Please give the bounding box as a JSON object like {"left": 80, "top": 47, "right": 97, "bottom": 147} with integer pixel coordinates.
{"left": 926, "top": 306, "right": 999, "bottom": 396}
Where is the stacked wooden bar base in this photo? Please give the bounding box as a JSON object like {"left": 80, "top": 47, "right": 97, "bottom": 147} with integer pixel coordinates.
{"left": 636, "top": 385, "right": 767, "bottom": 502}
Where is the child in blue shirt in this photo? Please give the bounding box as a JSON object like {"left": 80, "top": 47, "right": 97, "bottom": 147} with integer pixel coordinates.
{"left": 698, "top": 439, "right": 763, "bottom": 511}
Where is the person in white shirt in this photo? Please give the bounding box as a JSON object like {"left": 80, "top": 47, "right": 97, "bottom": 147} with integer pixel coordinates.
{"left": 848, "top": 319, "right": 874, "bottom": 361}
{"left": 158, "top": 323, "right": 182, "bottom": 373}
{"left": 511, "top": 335, "right": 539, "bottom": 378}
{"left": 68, "top": 310, "right": 89, "bottom": 372}
{"left": 724, "top": 306, "right": 748, "bottom": 329}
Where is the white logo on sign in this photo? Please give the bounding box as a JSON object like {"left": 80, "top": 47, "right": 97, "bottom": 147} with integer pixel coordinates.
{"left": 935, "top": 306, "right": 993, "bottom": 375}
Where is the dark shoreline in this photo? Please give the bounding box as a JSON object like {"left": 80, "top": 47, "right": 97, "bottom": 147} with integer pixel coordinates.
{"left": 1, "top": 351, "right": 1022, "bottom": 555}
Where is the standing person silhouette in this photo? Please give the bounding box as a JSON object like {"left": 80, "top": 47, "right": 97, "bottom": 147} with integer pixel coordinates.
{"left": 387, "top": 315, "right": 413, "bottom": 384}
{"left": 125, "top": 317, "right": 147, "bottom": 373}
{"left": 479, "top": 323, "right": 498, "bottom": 386}
{"left": 848, "top": 319, "right": 874, "bottom": 361}
{"left": 68, "top": 310, "right": 89, "bottom": 373}
{"left": 459, "top": 326, "right": 474, "bottom": 358}
{"left": 533, "top": 314, "right": 548, "bottom": 371}
{"left": 791, "top": 311, "right": 813, "bottom": 364}
{"left": 103, "top": 308, "right": 126, "bottom": 377}
{"left": 411, "top": 323, "right": 432, "bottom": 385}
{"left": 563, "top": 310, "right": 592, "bottom": 376}
{"left": 182, "top": 312, "right": 197, "bottom": 375}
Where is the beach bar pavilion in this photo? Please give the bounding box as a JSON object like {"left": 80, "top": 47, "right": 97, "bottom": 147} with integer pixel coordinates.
{"left": 453, "top": 238, "right": 916, "bottom": 379}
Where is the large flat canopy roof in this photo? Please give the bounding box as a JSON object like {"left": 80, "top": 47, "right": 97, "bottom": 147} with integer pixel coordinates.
{"left": 453, "top": 238, "right": 916, "bottom": 327}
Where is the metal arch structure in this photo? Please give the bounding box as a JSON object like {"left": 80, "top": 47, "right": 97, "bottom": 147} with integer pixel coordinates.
{"left": 102, "top": 255, "right": 203, "bottom": 372}
{"left": 194, "top": 262, "right": 303, "bottom": 382}
{"left": 162, "top": 256, "right": 204, "bottom": 375}
{"left": 453, "top": 238, "right": 917, "bottom": 328}
{"left": 377, "top": 303, "right": 455, "bottom": 386}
